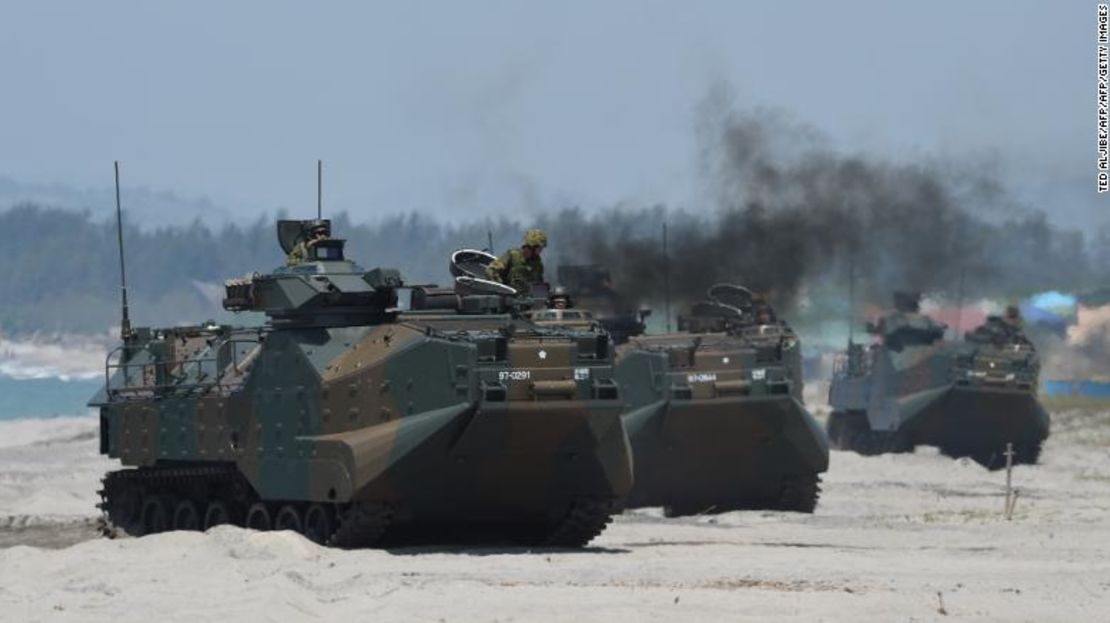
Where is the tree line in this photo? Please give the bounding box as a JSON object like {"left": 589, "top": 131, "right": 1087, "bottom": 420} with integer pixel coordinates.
{"left": 3, "top": 203, "right": 1108, "bottom": 335}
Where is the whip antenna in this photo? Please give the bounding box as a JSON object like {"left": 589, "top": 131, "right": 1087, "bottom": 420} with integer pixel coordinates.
{"left": 848, "top": 256, "right": 855, "bottom": 346}
{"left": 317, "top": 159, "right": 323, "bottom": 220}
{"left": 113, "top": 161, "right": 132, "bottom": 339}
{"left": 953, "top": 268, "right": 966, "bottom": 339}
{"left": 663, "top": 221, "right": 671, "bottom": 332}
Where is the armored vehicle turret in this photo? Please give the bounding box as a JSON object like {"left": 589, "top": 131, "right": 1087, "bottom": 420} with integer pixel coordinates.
{"left": 92, "top": 223, "right": 632, "bottom": 547}
{"left": 827, "top": 292, "right": 1049, "bottom": 467}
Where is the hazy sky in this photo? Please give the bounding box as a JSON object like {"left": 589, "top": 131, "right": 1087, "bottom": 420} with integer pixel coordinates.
{"left": 0, "top": 1, "right": 1095, "bottom": 224}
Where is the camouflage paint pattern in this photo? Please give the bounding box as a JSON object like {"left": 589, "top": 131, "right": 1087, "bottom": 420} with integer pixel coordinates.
{"left": 614, "top": 325, "right": 828, "bottom": 512}
{"left": 93, "top": 235, "right": 632, "bottom": 537}
{"left": 828, "top": 315, "right": 1050, "bottom": 465}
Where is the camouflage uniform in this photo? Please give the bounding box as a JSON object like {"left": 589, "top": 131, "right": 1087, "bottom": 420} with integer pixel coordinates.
{"left": 968, "top": 307, "right": 1027, "bottom": 345}
{"left": 287, "top": 226, "right": 330, "bottom": 267}
{"left": 487, "top": 229, "right": 547, "bottom": 294}
{"left": 286, "top": 240, "right": 311, "bottom": 267}
{"left": 1003, "top": 306, "right": 1024, "bottom": 333}
{"left": 488, "top": 248, "right": 544, "bottom": 294}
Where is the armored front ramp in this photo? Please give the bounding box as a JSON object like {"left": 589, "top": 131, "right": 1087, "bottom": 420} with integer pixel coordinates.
{"left": 624, "top": 395, "right": 828, "bottom": 514}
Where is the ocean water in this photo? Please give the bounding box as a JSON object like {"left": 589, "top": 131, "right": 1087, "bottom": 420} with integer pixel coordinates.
{"left": 0, "top": 376, "right": 100, "bottom": 420}
{"left": 3, "top": 373, "right": 1099, "bottom": 421}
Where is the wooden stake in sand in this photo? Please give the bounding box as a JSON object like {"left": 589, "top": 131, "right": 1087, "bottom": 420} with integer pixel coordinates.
{"left": 1004, "top": 443, "right": 1017, "bottom": 520}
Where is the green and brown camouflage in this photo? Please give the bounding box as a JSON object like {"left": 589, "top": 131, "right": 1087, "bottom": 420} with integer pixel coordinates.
{"left": 487, "top": 247, "right": 544, "bottom": 294}
{"left": 547, "top": 283, "right": 828, "bottom": 516}
{"left": 827, "top": 295, "right": 1050, "bottom": 468}
{"left": 90, "top": 222, "right": 632, "bottom": 547}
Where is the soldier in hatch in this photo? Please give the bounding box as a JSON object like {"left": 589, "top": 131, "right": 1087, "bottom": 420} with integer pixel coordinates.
{"left": 868, "top": 291, "right": 922, "bottom": 336}
{"left": 548, "top": 286, "right": 572, "bottom": 310}
{"left": 1002, "top": 305, "right": 1024, "bottom": 333}
{"left": 751, "top": 291, "right": 778, "bottom": 326}
{"left": 487, "top": 228, "right": 547, "bottom": 294}
{"left": 968, "top": 304, "right": 1028, "bottom": 345}
{"left": 868, "top": 291, "right": 945, "bottom": 351}
{"left": 286, "top": 222, "right": 330, "bottom": 267}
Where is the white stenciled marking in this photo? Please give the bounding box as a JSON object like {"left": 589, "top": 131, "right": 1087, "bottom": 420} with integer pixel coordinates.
{"left": 722, "top": 356, "right": 730, "bottom": 364}
{"left": 751, "top": 368, "right": 767, "bottom": 381}
{"left": 538, "top": 350, "right": 548, "bottom": 360}
{"left": 498, "top": 370, "right": 532, "bottom": 382}
{"left": 687, "top": 372, "right": 717, "bottom": 383}
{"left": 574, "top": 368, "right": 590, "bottom": 381}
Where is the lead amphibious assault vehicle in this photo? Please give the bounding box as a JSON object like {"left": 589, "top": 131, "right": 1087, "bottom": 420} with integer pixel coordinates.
{"left": 827, "top": 292, "right": 1050, "bottom": 468}
{"left": 91, "top": 221, "right": 633, "bottom": 547}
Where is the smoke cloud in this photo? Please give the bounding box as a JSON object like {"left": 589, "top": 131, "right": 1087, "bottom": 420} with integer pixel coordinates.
{"left": 1036, "top": 304, "right": 1110, "bottom": 380}
{"left": 539, "top": 86, "right": 1102, "bottom": 317}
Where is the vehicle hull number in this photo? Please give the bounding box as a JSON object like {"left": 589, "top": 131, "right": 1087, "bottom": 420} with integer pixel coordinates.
{"left": 499, "top": 370, "right": 532, "bottom": 382}
{"left": 687, "top": 372, "right": 717, "bottom": 383}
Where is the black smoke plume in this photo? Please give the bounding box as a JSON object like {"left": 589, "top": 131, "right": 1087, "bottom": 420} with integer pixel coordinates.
{"left": 538, "top": 88, "right": 1100, "bottom": 316}
{"left": 4, "top": 89, "right": 1107, "bottom": 335}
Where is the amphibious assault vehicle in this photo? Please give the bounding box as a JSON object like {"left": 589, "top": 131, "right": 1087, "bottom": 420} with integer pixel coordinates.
{"left": 827, "top": 292, "right": 1050, "bottom": 468}
{"left": 535, "top": 282, "right": 828, "bottom": 516}
{"left": 615, "top": 285, "right": 828, "bottom": 516}
{"left": 91, "top": 222, "right": 632, "bottom": 547}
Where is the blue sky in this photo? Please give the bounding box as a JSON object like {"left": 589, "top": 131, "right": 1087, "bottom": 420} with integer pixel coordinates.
{"left": 0, "top": 1, "right": 1094, "bottom": 225}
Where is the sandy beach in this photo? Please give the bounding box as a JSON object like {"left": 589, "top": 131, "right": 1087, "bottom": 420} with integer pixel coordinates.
{"left": 0, "top": 410, "right": 1108, "bottom": 622}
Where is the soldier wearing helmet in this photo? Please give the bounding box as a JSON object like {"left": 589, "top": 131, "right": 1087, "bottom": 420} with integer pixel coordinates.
{"left": 750, "top": 291, "right": 778, "bottom": 326}
{"left": 286, "top": 222, "right": 331, "bottom": 267}
{"left": 487, "top": 228, "right": 547, "bottom": 294}
{"left": 548, "top": 286, "right": 572, "bottom": 310}
{"left": 969, "top": 304, "right": 1028, "bottom": 345}
{"left": 869, "top": 291, "right": 945, "bottom": 351}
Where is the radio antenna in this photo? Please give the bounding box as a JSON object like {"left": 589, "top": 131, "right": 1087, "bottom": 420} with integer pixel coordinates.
{"left": 113, "top": 161, "right": 132, "bottom": 339}
{"left": 953, "top": 268, "right": 966, "bottom": 339}
{"left": 663, "top": 220, "right": 672, "bottom": 332}
{"left": 317, "top": 159, "right": 323, "bottom": 220}
{"left": 487, "top": 230, "right": 494, "bottom": 253}
{"left": 847, "top": 255, "right": 856, "bottom": 346}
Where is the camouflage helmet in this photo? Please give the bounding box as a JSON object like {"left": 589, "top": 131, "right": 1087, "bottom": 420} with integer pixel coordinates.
{"left": 523, "top": 228, "right": 548, "bottom": 249}
{"left": 307, "top": 220, "right": 330, "bottom": 236}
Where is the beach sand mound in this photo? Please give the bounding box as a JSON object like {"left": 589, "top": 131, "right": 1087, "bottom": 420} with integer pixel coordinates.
{"left": 1, "top": 412, "right": 1108, "bottom": 621}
